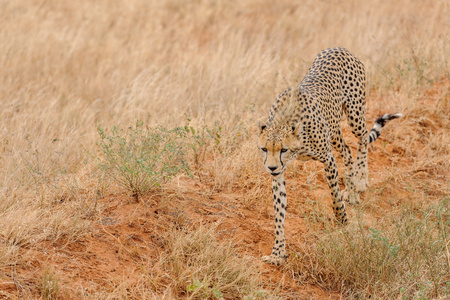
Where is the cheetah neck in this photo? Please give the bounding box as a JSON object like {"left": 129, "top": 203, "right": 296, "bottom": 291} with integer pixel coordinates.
{"left": 267, "top": 88, "right": 311, "bottom": 129}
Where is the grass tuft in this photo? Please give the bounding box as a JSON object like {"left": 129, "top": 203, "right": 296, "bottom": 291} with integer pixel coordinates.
{"left": 39, "top": 267, "right": 60, "bottom": 300}
{"left": 290, "top": 197, "right": 450, "bottom": 299}
{"left": 160, "top": 224, "right": 267, "bottom": 299}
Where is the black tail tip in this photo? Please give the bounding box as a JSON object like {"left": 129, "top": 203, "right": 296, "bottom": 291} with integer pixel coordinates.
{"left": 376, "top": 113, "right": 403, "bottom": 126}
{"left": 382, "top": 113, "right": 403, "bottom": 121}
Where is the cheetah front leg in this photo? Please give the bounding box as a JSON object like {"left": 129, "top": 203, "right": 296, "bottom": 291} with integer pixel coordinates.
{"left": 262, "top": 174, "right": 287, "bottom": 266}
{"left": 323, "top": 152, "right": 349, "bottom": 224}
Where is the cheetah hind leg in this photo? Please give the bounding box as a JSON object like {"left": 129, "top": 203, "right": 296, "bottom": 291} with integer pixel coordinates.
{"left": 342, "top": 187, "right": 360, "bottom": 204}
{"left": 355, "top": 165, "right": 369, "bottom": 193}
{"left": 355, "top": 113, "right": 403, "bottom": 192}
{"left": 354, "top": 140, "right": 369, "bottom": 193}
{"left": 332, "top": 134, "right": 360, "bottom": 204}
{"left": 262, "top": 254, "right": 287, "bottom": 266}
{"left": 341, "top": 165, "right": 360, "bottom": 204}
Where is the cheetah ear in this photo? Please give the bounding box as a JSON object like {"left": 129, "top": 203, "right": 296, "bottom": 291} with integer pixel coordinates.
{"left": 258, "top": 120, "right": 267, "bottom": 135}
{"left": 292, "top": 122, "right": 302, "bottom": 136}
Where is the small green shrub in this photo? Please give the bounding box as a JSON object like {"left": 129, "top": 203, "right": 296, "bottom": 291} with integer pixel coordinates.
{"left": 96, "top": 121, "right": 190, "bottom": 199}
{"left": 181, "top": 116, "right": 225, "bottom": 168}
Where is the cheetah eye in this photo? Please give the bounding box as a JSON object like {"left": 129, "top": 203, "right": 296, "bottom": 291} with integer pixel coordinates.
{"left": 261, "top": 147, "right": 268, "bottom": 152}
{"left": 281, "top": 148, "right": 288, "bottom": 153}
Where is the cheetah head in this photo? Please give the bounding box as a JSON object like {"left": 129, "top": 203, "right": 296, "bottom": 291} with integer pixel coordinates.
{"left": 258, "top": 121, "right": 301, "bottom": 177}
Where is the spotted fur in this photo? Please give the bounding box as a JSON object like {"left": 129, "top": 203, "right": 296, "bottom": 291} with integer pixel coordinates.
{"left": 258, "top": 48, "right": 402, "bottom": 265}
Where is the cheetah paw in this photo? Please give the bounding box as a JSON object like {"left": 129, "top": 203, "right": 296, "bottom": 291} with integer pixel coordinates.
{"left": 342, "top": 189, "right": 360, "bottom": 204}
{"left": 262, "top": 254, "right": 286, "bottom": 266}
{"left": 355, "top": 180, "right": 368, "bottom": 193}
{"left": 355, "top": 172, "right": 369, "bottom": 193}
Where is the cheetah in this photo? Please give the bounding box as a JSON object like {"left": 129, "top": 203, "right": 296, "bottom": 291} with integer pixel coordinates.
{"left": 258, "top": 47, "right": 402, "bottom": 265}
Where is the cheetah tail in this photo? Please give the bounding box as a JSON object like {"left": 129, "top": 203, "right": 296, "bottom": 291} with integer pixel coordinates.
{"left": 368, "top": 113, "right": 403, "bottom": 144}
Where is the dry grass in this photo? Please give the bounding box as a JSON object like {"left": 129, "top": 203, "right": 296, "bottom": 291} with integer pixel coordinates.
{"left": 288, "top": 197, "right": 450, "bottom": 299}
{"left": 156, "top": 224, "right": 267, "bottom": 299}
{"left": 0, "top": 0, "right": 449, "bottom": 298}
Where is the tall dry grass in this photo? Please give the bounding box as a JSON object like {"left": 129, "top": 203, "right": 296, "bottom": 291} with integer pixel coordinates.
{"left": 0, "top": 0, "right": 448, "bottom": 297}
{"left": 288, "top": 196, "right": 449, "bottom": 298}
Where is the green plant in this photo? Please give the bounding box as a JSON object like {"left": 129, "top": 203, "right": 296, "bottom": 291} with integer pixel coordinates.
{"left": 180, "top": 116, "right": 210, "bottom": 168}
{"left": 96, "top": 121, "right": 191, "bottom": 200}
{"left": 187, "top": 280, "right": 224, "bottom": 299}
{"left": 180, "top": 116, "right": 225, "bottom": 168}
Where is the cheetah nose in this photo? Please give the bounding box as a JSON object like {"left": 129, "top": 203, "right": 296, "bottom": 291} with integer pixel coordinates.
{"left": 268, "top": 166, "right": 277, "bottom": 171}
